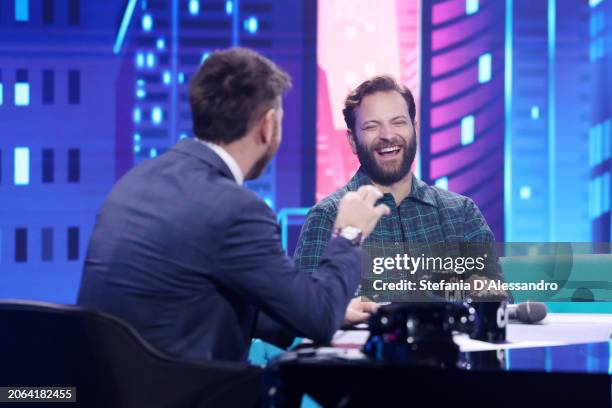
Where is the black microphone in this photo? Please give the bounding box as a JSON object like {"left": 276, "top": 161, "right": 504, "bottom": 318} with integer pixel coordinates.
{"left": 507, "top": 302, "right": 547, "bottom": 324}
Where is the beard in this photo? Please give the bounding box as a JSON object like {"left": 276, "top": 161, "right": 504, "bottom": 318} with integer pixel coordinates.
{"left": 245, "top": 120, "right": 280, "bottom": 181}
{"left": 356, "top": 135, "right": 417, "bottom": 186}
{"left": 246, "top": 147, "right": 274, "bottom": 180}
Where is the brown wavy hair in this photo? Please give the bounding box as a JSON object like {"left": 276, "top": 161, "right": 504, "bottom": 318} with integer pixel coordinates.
{"left": 342, "top": 75, "right": 416, "bottom": 137}
{"left": 190, "top": 48, "right": 292, "bottom": 144}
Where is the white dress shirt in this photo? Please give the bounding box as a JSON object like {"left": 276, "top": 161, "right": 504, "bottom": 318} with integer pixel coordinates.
{"left": 196, "top": 139, "right": 244, "bottom": 185}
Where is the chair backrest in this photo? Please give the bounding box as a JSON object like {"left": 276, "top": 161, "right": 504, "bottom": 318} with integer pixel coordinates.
{"left": 0, "top": 300, "right": 262, "bottom": 408}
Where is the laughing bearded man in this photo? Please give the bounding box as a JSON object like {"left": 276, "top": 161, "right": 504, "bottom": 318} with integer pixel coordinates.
{"left": 294, "top": 75, "right": 506, "bottom": 301}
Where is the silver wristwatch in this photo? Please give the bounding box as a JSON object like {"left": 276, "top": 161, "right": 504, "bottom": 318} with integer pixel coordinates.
{"left": 332, "top": 226, "right": 363, "bottom": 246}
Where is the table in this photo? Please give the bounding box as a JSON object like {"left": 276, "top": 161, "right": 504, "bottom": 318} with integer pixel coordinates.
{"left": 264, "top": 314, "right": 612, "bottom": 407}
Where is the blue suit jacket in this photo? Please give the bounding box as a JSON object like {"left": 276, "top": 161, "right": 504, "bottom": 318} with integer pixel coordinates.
{"left": 77, "top": 139, "right": 362, "bottom": 362}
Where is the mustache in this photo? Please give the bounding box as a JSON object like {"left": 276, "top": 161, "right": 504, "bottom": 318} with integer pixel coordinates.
{"left": 369, "top": 139, "right": 407, "bottom": 150}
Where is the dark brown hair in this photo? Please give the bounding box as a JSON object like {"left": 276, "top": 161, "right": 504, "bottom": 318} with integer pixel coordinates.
{"left": 342, "top": 75, "right": 416, "bottom": 136}
{"left": 189, "top": 47, "right": 292, "bottom": 144}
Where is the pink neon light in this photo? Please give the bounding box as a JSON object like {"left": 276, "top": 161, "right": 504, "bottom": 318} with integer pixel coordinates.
{"left": 429, "top": 123, "right": 503, "bottom": 179}
{"left": 431, "top": 37, "right": 494, "bottom": 77}
{"left": 316, "top": 0, "right": 420, "bottom": 200}
{"left": 430, "top": 124, "right": 461, "bottom": 154}
{"left": 316, "top": 67, "right": 359, "bottom": 201}
{"left": 430, "top": 96, "right": 503, "bottom": 154}
{"left": 432, "top": 6, "right": 494, "bottom": 51}
{"left": 430, "top": 65, "right": 478, "bottom": 102}
{"left": 430, "top": 82, "right": 497, "bottom": 128}
{"left": 449, "top": 148, "right": 503, "bottom": 193}
{"left": 431, "top": 0, "right": 465, "bottom": 25}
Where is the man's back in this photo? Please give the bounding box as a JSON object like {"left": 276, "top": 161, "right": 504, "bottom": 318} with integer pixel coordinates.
{"left": 78, "top": 139, "right": 364, "bottom": 362}
{"left": 78, "top": 140, "right": 261, "bottom": 361}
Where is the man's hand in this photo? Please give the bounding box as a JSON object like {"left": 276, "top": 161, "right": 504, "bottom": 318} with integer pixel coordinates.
{"left": 334, "top": 185, "right": 391, "bottom": 238}
{"left": 343, "top": 297, "right": 379, "bottom": 326}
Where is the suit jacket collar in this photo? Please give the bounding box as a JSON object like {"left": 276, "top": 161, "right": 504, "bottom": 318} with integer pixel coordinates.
{"left": 172, "top": 138, "right": 235, "bottom": 182}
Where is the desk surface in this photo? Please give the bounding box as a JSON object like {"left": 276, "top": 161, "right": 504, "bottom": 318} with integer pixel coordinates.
{"left": 269, "top": 314, "right": 612, "bottom": 407}
{"left": 313, "top": 313, "right": 612, "bottom": 375}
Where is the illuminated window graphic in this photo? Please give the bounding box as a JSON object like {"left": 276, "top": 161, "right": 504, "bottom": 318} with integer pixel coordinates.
{"left": 151, "top": 107, "right": 163, "bottom": 124}
{"left": 15, "top": 83, "right": 30, "bottom": 106}
{"left": 435, "top": 177, "right": 449, "bottom": 190}
{"left": 189, "top": 0, "right": 200, "bottom": 15}
{"left": 461, "top": 115, "right": 475, "bottom": 146}
{"left": 466, "top": 0, "right": 479, "bottom": 15}
{"left": 478, "top": 53, "right": 492, "bottom": 83}
{"left": 245, "top": 16, "right": 258, "bottom": 34}
{"left": 162, "top": 71, "right": 171, "bottom": 85}
{"left": 15, "top": 69, "right": 30, "bottom": 106}
{"left": 519, "top": 186, "right": 532, "bottom": 200}
{"left": 146, "top": 53, "right": 156, "bottom": 68}
{"left": 15, "top": 0, "right": 29, "bottom": 21}
{"left": 14, "top": 147, "right": 30, "bottom": 185}
{"left": 142, "top": 14, "right": 153, "bottom": 31}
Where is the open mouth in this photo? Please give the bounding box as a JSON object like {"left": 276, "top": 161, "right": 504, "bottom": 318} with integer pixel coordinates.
{"left": 375, "top": 145, "right": 402, "bottom": 159}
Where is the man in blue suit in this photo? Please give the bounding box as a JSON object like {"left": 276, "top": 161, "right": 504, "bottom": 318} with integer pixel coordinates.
{"left": 77, "top": 48, "right": 390, "bottom": 362}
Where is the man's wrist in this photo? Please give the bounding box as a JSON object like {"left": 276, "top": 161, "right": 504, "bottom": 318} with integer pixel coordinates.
{"left": 332, "top": 226, "right": 363, "bottom": 246}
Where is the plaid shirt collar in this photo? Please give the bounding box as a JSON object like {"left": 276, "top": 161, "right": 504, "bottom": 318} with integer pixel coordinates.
{"left": 346, "top": 167, "right": 438, "bottom": 208}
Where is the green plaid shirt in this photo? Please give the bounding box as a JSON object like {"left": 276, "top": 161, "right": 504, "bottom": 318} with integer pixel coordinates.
{"left": 294, "top": 168, "right": 502, "bottom": 288}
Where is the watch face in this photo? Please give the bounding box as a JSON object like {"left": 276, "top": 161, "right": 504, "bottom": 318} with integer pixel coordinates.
{"left": 341, "top": 226, "right": 361, "bottom": 241}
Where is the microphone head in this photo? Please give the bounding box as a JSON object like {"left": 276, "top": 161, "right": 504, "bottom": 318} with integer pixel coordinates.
{"left": 516, "top": 302, "right": 547, "bottom": 323}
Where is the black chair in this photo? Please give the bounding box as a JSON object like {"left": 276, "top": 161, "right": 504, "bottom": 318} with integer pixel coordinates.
{"left": 0, "top": 300, "right": 262, "bottom": 408}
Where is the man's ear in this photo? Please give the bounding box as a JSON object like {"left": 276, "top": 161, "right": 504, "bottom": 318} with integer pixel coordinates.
{"left": 347, "top": 130, "right": 358, "bottom": 155}
{"left": 258, "top": 108, "right": 276, "bottom": 145}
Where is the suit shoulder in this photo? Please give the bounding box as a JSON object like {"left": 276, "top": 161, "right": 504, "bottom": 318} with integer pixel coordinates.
{"left": 233, "top": 184, "right": 270, "bottom": 206}
{"left": 221, "top": 183, "right": 276, "bottom": 220}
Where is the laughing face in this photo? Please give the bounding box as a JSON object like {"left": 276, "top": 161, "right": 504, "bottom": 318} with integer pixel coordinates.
{"left": 349, "top": 90, "right": 417, "bottom": 186}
